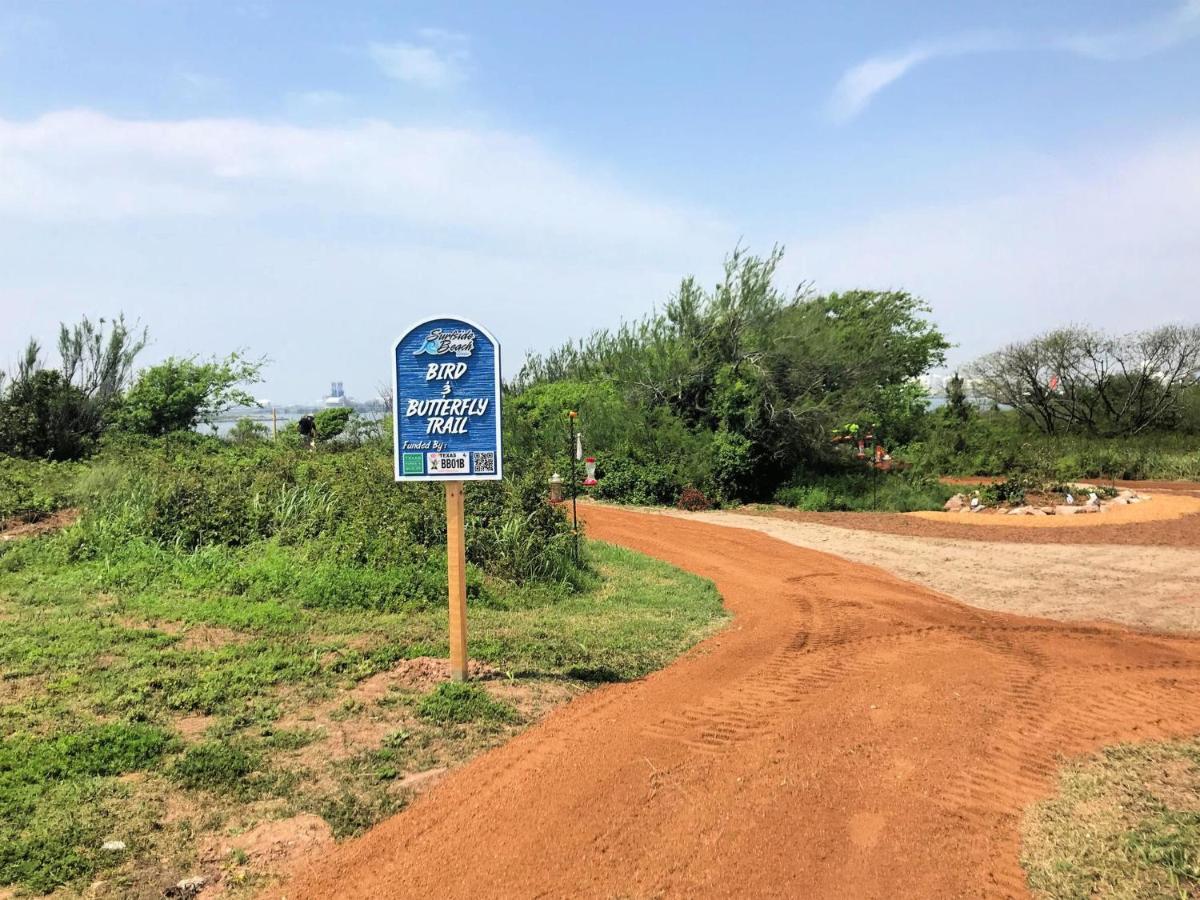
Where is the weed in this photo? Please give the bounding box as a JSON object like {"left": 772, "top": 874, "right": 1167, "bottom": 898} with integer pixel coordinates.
{"left": 417, "top": 683, "right": 520, "bottom": 725}
{"left": 170, "top": 740, "right": 261, "bottom": 791}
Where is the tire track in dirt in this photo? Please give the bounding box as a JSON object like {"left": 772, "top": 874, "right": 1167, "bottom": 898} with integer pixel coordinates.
{"left": 277, "top": 506, "right": 1200, "bottom": 900}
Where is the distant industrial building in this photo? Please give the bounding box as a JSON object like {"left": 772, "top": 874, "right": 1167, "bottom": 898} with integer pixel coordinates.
{"left": 324, "top": 381, "right": 348, "bottom": 407}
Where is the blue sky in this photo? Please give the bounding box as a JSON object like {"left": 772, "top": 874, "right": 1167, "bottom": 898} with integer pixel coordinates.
{"left": 2, "top": 1, "right": 1198, "bottom": 402}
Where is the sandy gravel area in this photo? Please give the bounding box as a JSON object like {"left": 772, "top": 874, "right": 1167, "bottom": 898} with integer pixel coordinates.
{"left": 664, "top": 508, "right": 1200, "bottom": 632}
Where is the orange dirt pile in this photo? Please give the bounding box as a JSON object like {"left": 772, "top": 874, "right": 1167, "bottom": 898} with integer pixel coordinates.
{"left": 276, "top": 506, "right": 1200, "bottom": 899}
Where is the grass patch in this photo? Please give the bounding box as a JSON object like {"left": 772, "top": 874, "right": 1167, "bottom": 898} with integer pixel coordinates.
{"left": 0, "top": 723, "right": 173, "bottom": 893}
{"left": 169, "top": 739, "right": 262, "bottom": 791}
{"left": 417, "top": 683, "right": 520, "bottom": 725}
{"left": 0, "top": 529, "right": 723, "bottom": 895}
{"left": 1023, "top": 737, "right": 1200, "bottom": 899}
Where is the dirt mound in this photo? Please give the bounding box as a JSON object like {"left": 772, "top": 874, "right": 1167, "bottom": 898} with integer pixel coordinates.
{"left": 276, "top": 506, "right": 1200, "bottom": 899}
{"left": 349, "top": 656, "right": 502, "bottom": 701}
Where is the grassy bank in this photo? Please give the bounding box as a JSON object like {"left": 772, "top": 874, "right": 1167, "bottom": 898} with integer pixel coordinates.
{"left": 0, "top": 441, "right": 726, "bottom": 896}
{"left": 1022, "top": 738, "right": 1200, "bottom": 898}
{"left": 0, "top": 534, "right": 724, "bottom": 896}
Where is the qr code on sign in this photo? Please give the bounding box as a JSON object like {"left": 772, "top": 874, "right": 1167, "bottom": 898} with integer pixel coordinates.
{"left": 472, "top": 452, "right": 496, "bottom": 474}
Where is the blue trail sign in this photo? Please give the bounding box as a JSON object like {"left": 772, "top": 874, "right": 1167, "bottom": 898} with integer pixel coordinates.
{"left": 392, "top": 316, "right": 503, "bottom": 482}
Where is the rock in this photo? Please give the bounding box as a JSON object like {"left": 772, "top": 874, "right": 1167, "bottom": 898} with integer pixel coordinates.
{"left": 1039, "top": 506, "right": 1056, "bottom": 515}
{"left": 1110, "top": 497, "right": 1129, "bottom": 505}
{"left": 165, "top": 876, "right": 207, "bottom": 899}
{"left": 943, "top": 495, "right": 965, "bottom": 512}
{"left": 101, "top": 840, "right": 126, "bottom": 852}
{"left": 1006, "top": 507, "right": 1027, "bottom": 515}
{"left": 1055, "top": 506, "right": 1080, "bottom": 516}
{"left": 1078, "top": 504, "right": 1099, "bottom": 513}
{"left": 1029, "top": 508, "right": 1049, "bottom": 516}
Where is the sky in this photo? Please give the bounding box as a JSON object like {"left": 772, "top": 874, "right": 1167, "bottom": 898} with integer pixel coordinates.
{"left": 1, "top": 0, "right": 1198, "bottom": 403}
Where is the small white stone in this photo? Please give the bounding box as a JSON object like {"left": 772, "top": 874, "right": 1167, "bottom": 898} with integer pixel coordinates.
{"left": 101, "top": 840, "right": 126, "bottom": 852}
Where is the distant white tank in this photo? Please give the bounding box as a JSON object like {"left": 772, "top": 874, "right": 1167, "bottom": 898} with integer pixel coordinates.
{"left": 323, "top": 381, "right": 348, "bottom": 407}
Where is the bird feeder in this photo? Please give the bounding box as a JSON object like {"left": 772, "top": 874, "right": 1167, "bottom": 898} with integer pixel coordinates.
{"left": 583, "top": 457, "right": 597, "bottom": 486}
{"left": 548, "top": 472, "right": 565, "bottom": 503}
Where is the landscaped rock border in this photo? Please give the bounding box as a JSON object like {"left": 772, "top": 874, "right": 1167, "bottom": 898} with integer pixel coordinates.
{"left": 941, "top": 487, "right": 1149, "bottom": 517}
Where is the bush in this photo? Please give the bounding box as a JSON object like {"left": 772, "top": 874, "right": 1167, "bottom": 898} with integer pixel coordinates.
{"left": 775, "top": 470, "right": 953, "bottom": 512}
{"left": 227, "top": 417, "right": 268, "bottom": 444}
{"left": 112, "top": 353, "right": 262, "bottom": 436}
{"left": 979, "top": 475, "right": 1030, "bottom": 507}
{"left": 0, "top": 458, "right": 81, "bottom": 524}
{"left": 676, "top": 487, "right": 712, "bottom": 511}
{"left": 591, "top": 455, "right": 681, "bottom": 506}
{"left": 0, "top": 371, "right": 100, "bottom": 461}
{"left": 314, "top": 407, "right": 352, "bottom": 442}
{"left": 58, "top": 439, "right": 586, "bottom": 597}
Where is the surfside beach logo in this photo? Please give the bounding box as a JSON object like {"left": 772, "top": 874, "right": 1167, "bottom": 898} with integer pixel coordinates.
{"left": 414, "top": 328, "right": 475, "bottom": 358}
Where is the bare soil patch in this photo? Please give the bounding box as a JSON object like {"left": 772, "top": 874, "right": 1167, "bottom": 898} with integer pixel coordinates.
{"left": 277, "top": 506, "right": 1200, "bottom": 899}
{"left": 0, "top": 507, "right": 79, "bottom": 541}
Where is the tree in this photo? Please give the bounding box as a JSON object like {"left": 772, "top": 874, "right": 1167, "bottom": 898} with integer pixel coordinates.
{"left": 0, "top": 316, "right": 145, "bottom": 460}
{"left": 57, "top": 314, "right": 146, "bottom": 409}
{"left": 0, "top": 370, "right": 98, "bottom": 460}
{"left": 968, "top": 325, "right": 1200, "bottom": 436}
{"left": 944, "top": 372, "right": 971, "bottom": 424}
{"left": 313, "top": 407, "right": 352, "bottom": 442}
{"left": 114, "top": 353, "right": 264, "bottom": 437}
{"left": 227, "top": 417, "right": 268, "bottom": 444}
{"left": 515, "top": 247, "right": 949, "bottom": 499}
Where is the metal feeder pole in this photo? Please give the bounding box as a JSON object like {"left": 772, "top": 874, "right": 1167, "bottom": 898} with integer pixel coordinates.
{"left": 568, "top": 412, "right": 579, "bottom": 565}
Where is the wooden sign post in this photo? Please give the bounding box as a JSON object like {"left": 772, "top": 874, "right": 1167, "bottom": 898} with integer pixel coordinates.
{"left": 392, "top": 317, "right": 502, "bottom": 684}
{"left": 445, "top": 481, "right": 469, "bottom": 681}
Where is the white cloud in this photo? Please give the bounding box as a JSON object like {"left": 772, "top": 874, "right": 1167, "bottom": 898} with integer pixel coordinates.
{"left": 1060, "top": 0, "right": 1200, "bottom": 60}
{"left": 828, "top": 49, "right": 933, "bottom": 125}
{"left": 829, "top": 1, "right": 1200, "bottom": 122}
{"left": 827, "top": 33, "right": 1012, "bottom": 123}
{"left": 369, "top": 29, "right": 470, "bottom": 89}
{"left": 0, "top": 108, "right": 732, "bottom": 396}
{"left": 0, "top": 109, "right": 724, "bottom": 251}
{"left": 784, "top": 133, "right": 1200, "bottom": 362}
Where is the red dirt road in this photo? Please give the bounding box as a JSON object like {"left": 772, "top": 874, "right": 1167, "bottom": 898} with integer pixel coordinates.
{"left": 280, "top": 506, "right": 1200, "bottom": 899}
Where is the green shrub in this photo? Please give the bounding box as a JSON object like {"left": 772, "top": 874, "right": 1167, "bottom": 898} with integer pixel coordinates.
{"left": 52, "top": 438, "right": 586, "bottom": 601}
{"left": 0, "top": 458, "right": 81, "bottom": 524}
{"left": 775, "top": 470, "right": 952, "bottom": 512}
{"left": 314, "top": 407, "right": 352, "bottom": 442}
{"left": 592, "top": 455, "right": 681, "bottom": 506}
